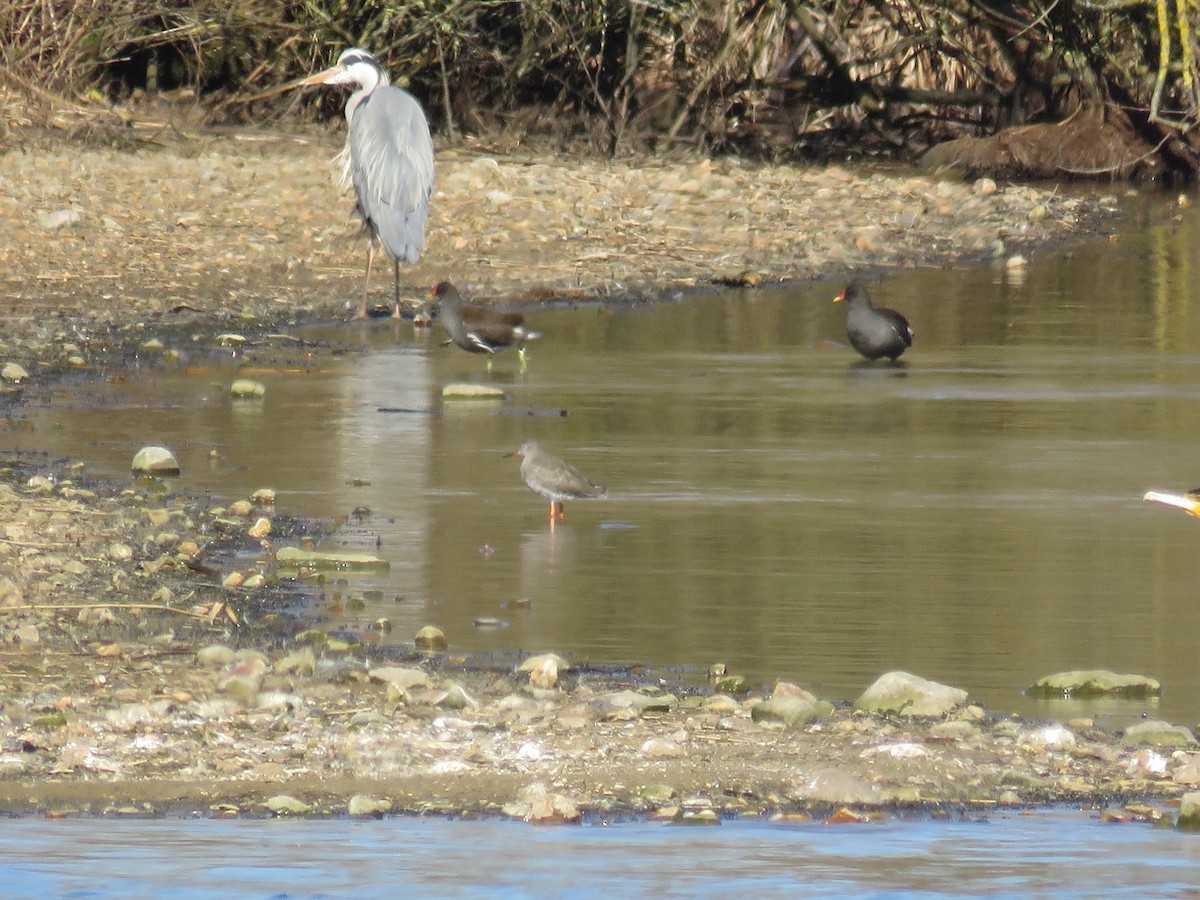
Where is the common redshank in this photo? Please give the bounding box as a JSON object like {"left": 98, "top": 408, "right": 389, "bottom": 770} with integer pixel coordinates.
{"left": 505, "top": 440, "right": 606, "bottom": 526}
{"left": 1143, "top": 489, "right": 1200, "bottom": 517}
{"left": 432, "top": 281, "right": 541, "bottom": 372}
{"left": 833, "top": 283, "right": 913, "bottom": 362}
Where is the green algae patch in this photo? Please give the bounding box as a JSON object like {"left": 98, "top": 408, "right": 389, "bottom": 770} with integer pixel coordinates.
{"left": 1025, "top": 669, "right": 1161, "bottom": 700}
{"left": 275, "top": 546, "right": 390, "bottom": 570}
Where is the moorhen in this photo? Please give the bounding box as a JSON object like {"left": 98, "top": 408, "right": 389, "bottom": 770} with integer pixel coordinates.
{"left": 1143, "top": 489, "right": 1200, "bottom": 518}
{"left": 302, "top": 49, "right": 434, "bottom": 320}
{"left": 432, "top": 282, "right": 541, "bottom": 372}
{"left": 833, "top": 283, "right": 913, "bottom": 362}
{"left": 505, "top": 440, "right": 606, "bottom": 527}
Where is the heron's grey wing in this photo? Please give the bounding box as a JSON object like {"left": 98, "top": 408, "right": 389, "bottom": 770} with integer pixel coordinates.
{"left": 349, "top": 86, "right": 435, "bottom": 264}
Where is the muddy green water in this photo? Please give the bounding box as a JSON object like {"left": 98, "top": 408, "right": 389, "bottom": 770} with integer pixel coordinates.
{"left": 10, "top": 191, "right": 1200, "bottom": 724}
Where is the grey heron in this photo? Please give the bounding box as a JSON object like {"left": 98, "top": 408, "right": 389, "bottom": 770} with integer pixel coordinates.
{"left": 303, "top": 48, "right": 434, "bottom": 320}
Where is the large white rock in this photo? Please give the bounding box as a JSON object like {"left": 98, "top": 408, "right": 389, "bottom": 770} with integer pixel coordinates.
{"left": 854, "top": 670, "right": 968, "bottom": 717}
{"left": 131, "top": 445, "right": 180, "bottom": 476}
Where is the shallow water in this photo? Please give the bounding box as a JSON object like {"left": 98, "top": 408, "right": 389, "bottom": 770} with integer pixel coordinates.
{"left": 1, "top": 810, "right": 1198, "bottom": 898}
{"left": 8, "top": 191, "right": 1200, "bottom": 723}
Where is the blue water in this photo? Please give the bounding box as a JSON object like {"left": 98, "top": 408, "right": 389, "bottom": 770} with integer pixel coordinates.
{"left": 2, "top": 811, "right": 1197, "bottom": 898}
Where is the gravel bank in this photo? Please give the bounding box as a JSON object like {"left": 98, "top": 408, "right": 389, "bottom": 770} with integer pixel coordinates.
{"left": 0, "top": 128, "right": 1109, "bottom": 327}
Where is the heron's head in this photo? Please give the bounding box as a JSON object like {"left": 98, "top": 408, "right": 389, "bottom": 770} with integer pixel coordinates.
{"left": 303, "top": 47, "right": 388, "bottom": 91}
{"left": 336, "top": 48, "right": 376, "bottom": 68}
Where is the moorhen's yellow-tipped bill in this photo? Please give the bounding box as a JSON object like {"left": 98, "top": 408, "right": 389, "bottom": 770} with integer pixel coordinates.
{"left": 1143, "top": 489, "right": 1200, "bottom": 517}
{"left": 833, "top": 283, "right": 913, "bottom": 362}
{"left": 432, "top": 282, "right": 541, "bottom": 371}
{"left": 505, "top": 440, "right": 606, "bottom": 526}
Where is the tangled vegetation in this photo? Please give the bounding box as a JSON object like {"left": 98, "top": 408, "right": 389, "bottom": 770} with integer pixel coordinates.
{"left": 2, "top": 1, "right": 1199, "bottom": 176}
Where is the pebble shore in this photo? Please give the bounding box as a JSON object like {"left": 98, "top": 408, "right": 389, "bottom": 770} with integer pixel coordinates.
{"left": 0, "top": 129, "right": 1110, "bottom": 327}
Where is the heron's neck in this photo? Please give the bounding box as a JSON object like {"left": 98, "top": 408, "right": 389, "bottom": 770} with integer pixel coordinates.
{"left": 344, "top": 63, "right": 389, "bottom": 124}
{"left": 345, "top": 92, "right": 366, "bottom": 125}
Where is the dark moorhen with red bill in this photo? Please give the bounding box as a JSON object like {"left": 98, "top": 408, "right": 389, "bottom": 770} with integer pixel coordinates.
{"left": 432, "top": 281, "right": 541, "bottom": 371}
{"left": 833, "top": 283, "right": 913, "bottom": 362}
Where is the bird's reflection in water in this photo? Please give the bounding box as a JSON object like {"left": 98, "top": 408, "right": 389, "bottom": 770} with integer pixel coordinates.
{"left": 846, "top": 359, "right": 909, "bottom": 377}
{"left": 518, "top": 525, "right": 578, "bottom": 602}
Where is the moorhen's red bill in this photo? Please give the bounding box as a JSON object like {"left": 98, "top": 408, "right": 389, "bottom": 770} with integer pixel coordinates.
{"left": 833, "top": 283, "right": 913, "bottom": 361}
{"left": 432, "top": 281, "right": 541, "bottom": 370}
{"left": 505, "top": 440, "right": 606, "bottom": 527}
{"left": 1143, "top": 489, "right": 1200, "bottom": 517}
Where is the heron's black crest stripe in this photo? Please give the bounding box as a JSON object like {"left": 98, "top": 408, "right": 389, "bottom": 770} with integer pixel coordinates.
{"left": 339, "top": 49, "right": 377, "bottom": 68}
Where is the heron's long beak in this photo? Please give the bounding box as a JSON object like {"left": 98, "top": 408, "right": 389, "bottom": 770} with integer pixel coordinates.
{"left": 832, "top": 290, "right": 847, "bottom": 303}
{"left": 503, "top": 449, "right": 522, "bottom": 458}
{"left": 1143, "top": 490, "right": 1200, "bottom": 517}
{"left": 300, "top": 65, "right": 346, "bottom": 87}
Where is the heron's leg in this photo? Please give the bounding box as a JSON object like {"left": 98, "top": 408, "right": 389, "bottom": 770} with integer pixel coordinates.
{"left": 517, "top": 345, "right": 528, "bottom": 374}
{"left": 391, "top": 260, "right": 402, "bottom": 319}
{"left": 485, "top": 355, "right": 494, "bottom": 374}
{"left": 356, "top": 240, "right": 375, "bottom": 320}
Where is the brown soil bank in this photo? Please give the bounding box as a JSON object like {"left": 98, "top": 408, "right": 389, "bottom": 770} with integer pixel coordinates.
{"left": 921, "top": 108, "right": 1169, "bottom": 181}
{"left": 3, "top": 124, "right": 1189, "bottom": 823}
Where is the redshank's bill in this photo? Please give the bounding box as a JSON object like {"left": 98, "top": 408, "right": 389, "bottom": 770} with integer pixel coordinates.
{"left": 833, "top": 283, "right": 913, "bottom": 362}
{"left": 505, "top": 440, "right": 606, "bottom": 525}
{"left": 432, "top": 281, "right": 541, "bottom": 372}
{"left": 1143, "top": 489, "right": 1200, "bottom": 517}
